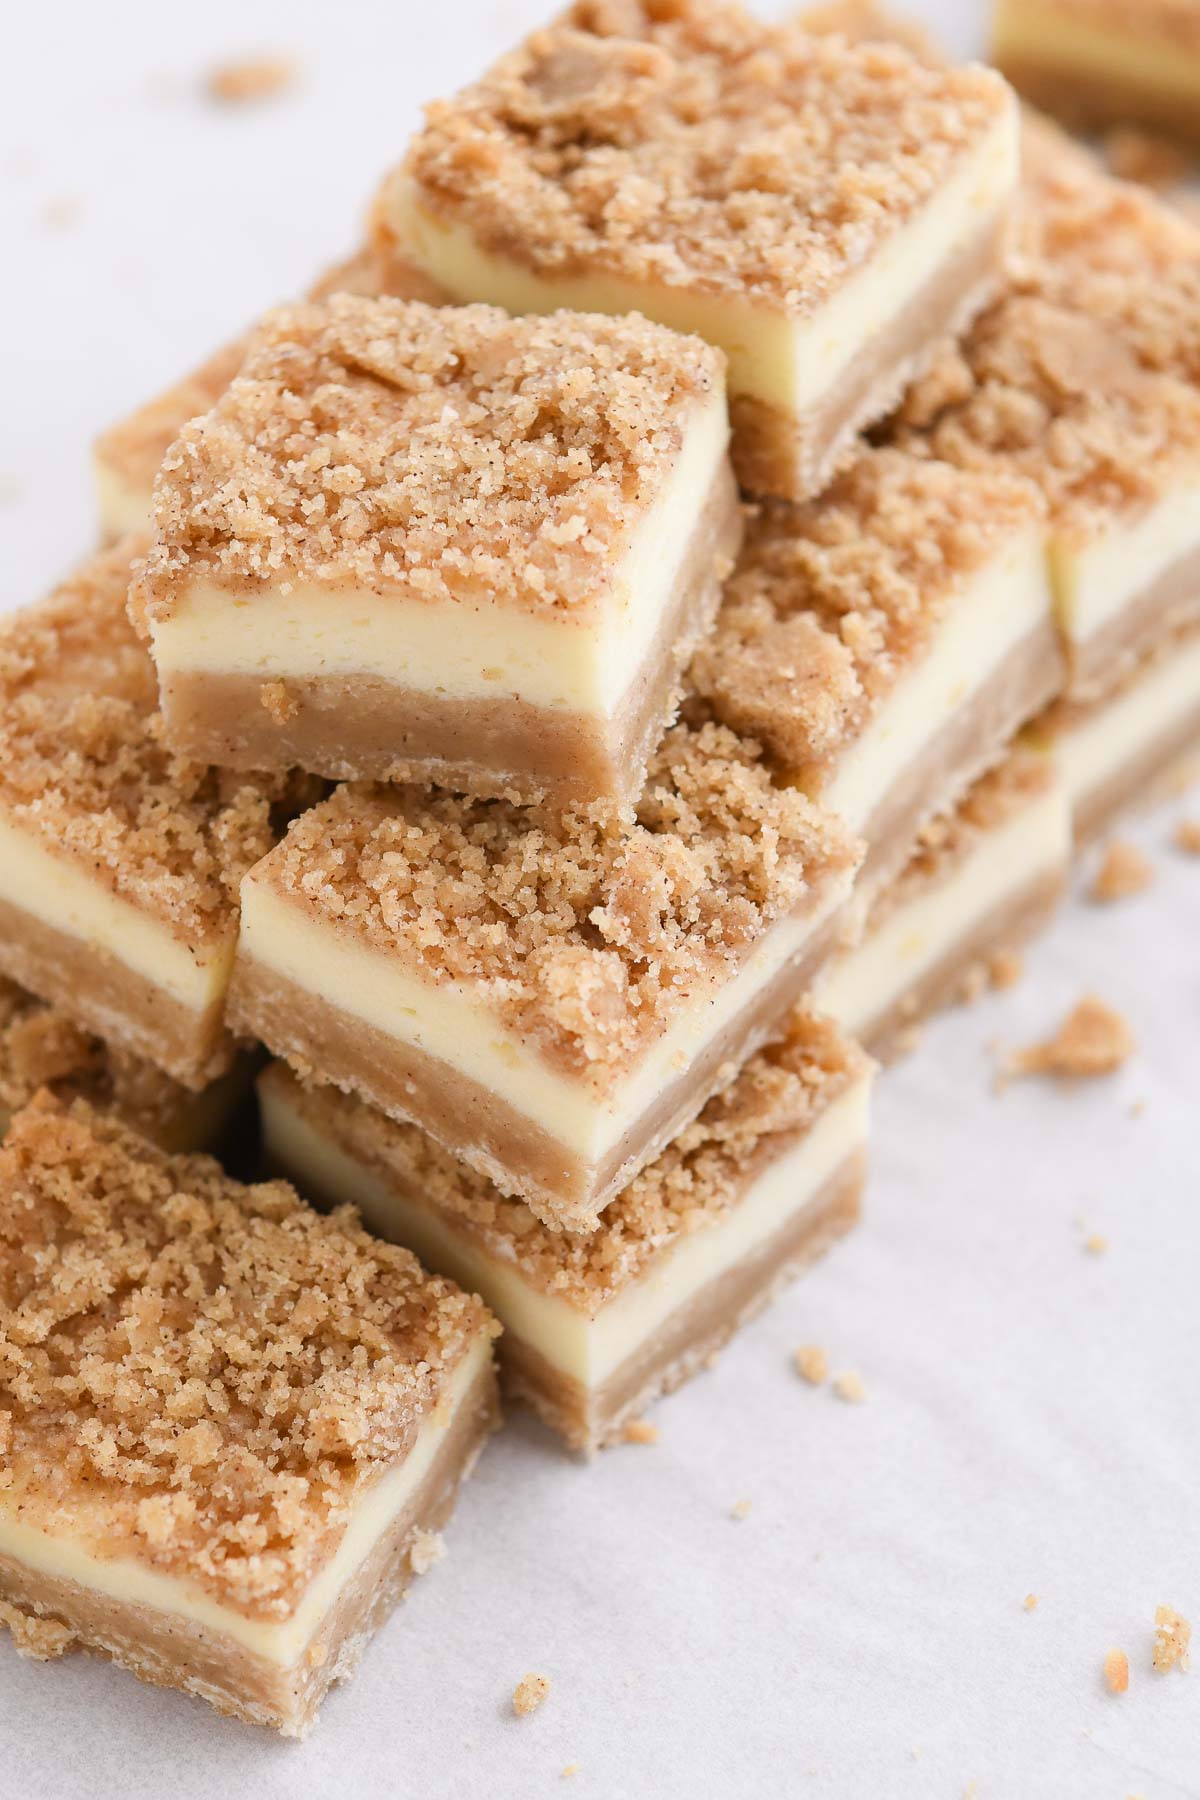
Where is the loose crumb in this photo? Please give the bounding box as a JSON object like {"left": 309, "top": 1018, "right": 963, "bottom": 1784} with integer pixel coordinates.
{"left": 1083, "top": 1233, "right": 1109, "bottom": 1256}
{"left": 987, "top": 947, "right": 1024, "bottom": 991}
{"left": 40, "top": 194, "right": 81, "bottom": 231}
{"left": 1024, "top": 1594, "right": 1039, "bottom": 1611}
{"left": 1130, "top": 1099, "right": 1146, "bottom": 1119}
{"left": 1153, "top": 1605, "right": 1192, "bottom": 1674}
{"left": 1006, "top": 996, "right": 1135, "bottom": 1081}
{"left": 410, "top": 1529, "right": 445, "bottom": 1575}
{"left": 1104, "top": 127, "right": 1193, "bottom": 191}
{"left": 561, "top": 1766, "right": 582, "bottom": 1780}
{"left": 794, "top": 1344, "right": 829, "bottom": 1386}
{"left": 0, "top": 1600, "right": 76, "bottom": 1661}
{"left": 1104, "top": 1647, "right": 1130, "bottom": 1694}
{"left": 1090, "top": 839, "right": 1154, "bottom": 904}
{"left": 730, "top": 1499, "right": 753, "bottom": 1521}
{"left": 832, "top": 1371, "right": 866, "bottom": 1405}
{"left": 622, "top": 1418, "right": 659, "bottom": 1445}
{"left": 1173, "top": 818, "right": 1200, "bottom": 855}
{"left": 207, "top": 54, "right": 298, "bottom": 104}
{"left": 259, "top": 678, "right": 299, "bottom": 724}
{"left": 513, "top": 1672, "right": 551, "bottom": 1717}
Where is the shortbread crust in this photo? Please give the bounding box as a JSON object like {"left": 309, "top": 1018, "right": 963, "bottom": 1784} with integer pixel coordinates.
{"left": 389, "top": 0, "right": 1017, "bottom": 500}
{"left": 259, "top": 1011, "right": 871, "bottom": 1452}
{"left": 0, "top": 1097, "right": 498, "bottom": 1737}
{"left": 0, "top": 541, "right": 318, "bottom": 1087}
{"left": 230, "top": 721, "right": 859, "bottom": 1231}
{"left": 134, "top": 293, "right": 738, "bottom": 806}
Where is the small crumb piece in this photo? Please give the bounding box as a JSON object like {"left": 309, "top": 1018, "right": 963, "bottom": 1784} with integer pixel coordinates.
{"left": 260, "top": 678, "right": 298, "bottom": 723}
{"left": 208, "top": 54, "right": 297, "bottom": 104}
{"left": 410, "top": 1528, "right": 445, "bottom": 1575}
{"left": 891, "top": 1021, "right": 924, "bottom": 1058}
{"left": 561, "top": 1766, "right": 582, "bottom": 1780}
{"left": 987, "top": 947, "right": 1024, "bottom": 991}
{"left": 1090, "top": 840, "right": 1154, "bottom": 904}
{"left": 832, "top": 1371, "right": 866, "bottom": 1405}
{"left": 794, "top": 1344, "right": 829, "bottom": 1386}
{"left": 0, "top": 1600, "right": 76, "bottom": 1661}
{"left": 1104, "top": 1647, "right": 1130, "bottom": 1694}
{"left": 1129, "top": 1099, "right": 1146, "bottom": 1119}
{"left": 1173, "top": 818, "right": 1200, "bottom": 856}
{"left": 1104, "top": 127, "right": 1193, "bottom": 190}
{"left": 1153, "top": 1605, "right": 1192, "bottom": 1674}
{"left": 1083, "top": 1233, "right": 1109, "bottom": 1257}
{"left": 622, "top": 1418, "right": 659, "bottom": 1445}
{"left": 1024, "top": 1594, "right": 1039, "bottom": 1612}
{"left": 513, "top": 1672, "right": 551, "bottom": 1717}
{"left": 730, "top": 1499, "right": 752, "bottom": 1521}
{"left": 1007, "top": 996, "right": 1135, "bottom": 1081}
{"left": 40, "top": 194, "right": 81, "bottom": 231}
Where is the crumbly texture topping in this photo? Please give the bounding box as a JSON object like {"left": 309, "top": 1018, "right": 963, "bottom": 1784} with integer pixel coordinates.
{"left": 134, "top": 293, "right": 724, "bottom": 620}
{"left": 796, "top": 0, "right": 943, "bottom": 59}
{"left": 0, "top": 541, "right": 318, "bottom": 945}
{"left": 207, "top": 54, "right": 298, "bottom": 104}
{"left": 794, "top": 1343, "right": 829, "bottom": 1385}
{"left": 513, "top": 1672, "right": 552, "bottom": 1715}
{"left": 250, "top": 721, "right": 855, "bottom": 1078}
{"left": 0, "top": 1097, "right": 492, "bottom": 1618}
{"left": 1103, "top": 128, "right": 1193, "bottom": 191}
{"left": 892, "top": 292, "right": 1200, "bottom": 540}
{"left": 1006, "top": 995, "right": 1135, "bottom": 1080}
{"left": 1089, "top": 839, "right": 1154, "bottom": 903}
{"left": 274, "top": 1010, "right": 867, "bottom": 1301}
{"left": 1153, "top": 1604, "right": 1192, "bottom": 1673}
{"left": 691, "top": 447, "right": 1042, "bottom": 779}
{"left": 1104, "top": 1647, "right": 1130, "bottom": 1694}
{"left": 403, "top": 0, "right": 1011, "bottom": 309}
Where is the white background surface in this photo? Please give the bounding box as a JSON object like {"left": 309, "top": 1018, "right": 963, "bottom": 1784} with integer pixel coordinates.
{"left": 2, "top": 3, "right": 1198, "bottom": 1797}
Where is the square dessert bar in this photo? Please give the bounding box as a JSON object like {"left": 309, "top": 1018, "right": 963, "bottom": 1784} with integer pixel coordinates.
{"left": 93, "top": 239, "right": 447, "bottom": 543}
{"left": 691, "top": 446, "right": 1060, "bottom": 896}
{"left": 132, "top": 292, "right": 740, "bottom": 810}
{"left": 0, "top": 540, "right": 316, "bottom": 1088}
{"left": 229, "top": 721, "right": 860, "bottom": 1233}
{"left": 995, "top": 0, "right": 1200, "bottom": 145}
{"left": 893, "top": 295, "right": 1200, "bottom": 703}
{"left": 815, "top": 748, "right": 1070, "bottom": 1060}
{"left": 386, "top": 0, "right": 1018, "bottom": 502}
{"left": 0, "top": 976, "right": 252, "bottom": 1154}
{"left": 0, "top": 1096, "right": 498, "bottom": 1737}
{"left": 259, "top": 1010, "right": 872, "bottom": 1454}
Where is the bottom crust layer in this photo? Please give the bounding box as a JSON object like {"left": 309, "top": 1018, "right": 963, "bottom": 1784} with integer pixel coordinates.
{"left": 0, "top": 1360, "right": 499, "bottom": 1738}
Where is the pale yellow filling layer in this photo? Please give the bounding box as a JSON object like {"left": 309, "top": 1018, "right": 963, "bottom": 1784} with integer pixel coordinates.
{"left": 996, "top": 0, "right": 1200, "bottom": 96}
{"left": 1053, "top": 634, "right": 1200, "bottom": 814}
{"left": 1052, "top": 480, "right": 1200, "bottom": 648}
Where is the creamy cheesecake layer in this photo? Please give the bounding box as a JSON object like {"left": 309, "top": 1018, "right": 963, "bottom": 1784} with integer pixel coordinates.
{"left": 393, "top": 113, "right": 1015, "bottom": 427}
{"left": 816, "top": 774, "right": 1070, "bottom": 1048}
{"left": 261, "top": 1068, "right": 869, "bottom": 1394}
{"left": 0, "top": 1338, "right": 488, "bottom": 1673}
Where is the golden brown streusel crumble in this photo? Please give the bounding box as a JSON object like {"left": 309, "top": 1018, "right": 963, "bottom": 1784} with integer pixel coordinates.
{"left": 208, "top": 54, "right": 298, "bottom": 104}
{"left": 402, "top": 0, "right": 1011, "bottom": 310}
{"left": 1152, "top": 1604, "right": 1192, "bottom": 1673}
{"left": 512, "top": 1672, "right": 552, "bottom": 1715}
{"left": 278, "top": 1011, "right": 867, "bottom": 1300}
{"left": 133, "top": 294, "right": 724, "bottom": 620}
{"left": 796, "top": 0, "right": 943, "bottom": 60}
{"left": 1006, "top": 994, "right": 1135, "bottom": 1080}
{"left": 249, "top": 721, "right": 857, "bottom": 1078}
{"left": 0, "top": 1096, "right": 493, "bottom": 1618}
{"left": 0, "top": 542, "right": 320, "bottom": 945}
{"left": 693, "top": 449, "right": 1044, "bottom": 779}
{"left": 1089, "top": 839, "right": 1154, "bottom": 903}
{"left": 1103, "top": 127, "right": 1193, "bottom": 191}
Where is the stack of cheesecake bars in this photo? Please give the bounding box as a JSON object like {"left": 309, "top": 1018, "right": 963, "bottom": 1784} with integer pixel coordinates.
{"left": 2, "top": 0, "right": 1198, "bottom": 1742}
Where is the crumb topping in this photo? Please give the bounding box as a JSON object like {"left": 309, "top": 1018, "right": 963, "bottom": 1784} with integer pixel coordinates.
{"left": 1007, "top": 995, "right": 1135, "bottom": 1081}
{"left": 796, "top": 0, "right": 944, "bottom": 59}
{"left": 0, "top": 1097, "right": 492, "bottom": 1619}
{"left": 1103, "top": 128, "right": 1192, "bottom": 191}
{"left": 0, "top": 542, "right": 318, "bottom": 945}
{"left": 1153, "top": 1605, "right": 1192, "bottom": 1674}
{"left": 402, "top": 0, "right": 1011, "bottom": 309}
{"left": 513, "top": 1672, "right": 552, "bottom": 1715}
{"left": 271, "top": 1010, "right": 867, "bottom": 1304}
{"left": 1089, "top": 839, "right": 1154, "bottom": 903}
{"left": 248, "top": 721, "right": 856, "bottom": 1078}
{"left": 135, "top": 293, "right": 724, "bottom": 619}
{"left": 693, "top": 448, "right": 1042, "bottom": 779}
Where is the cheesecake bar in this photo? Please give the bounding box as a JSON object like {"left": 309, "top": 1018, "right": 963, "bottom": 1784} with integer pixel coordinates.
{"left": 995, "top": 0, "right": 1200, "bottom": 146}
{"left": 1038, "top": 624, "right": 1200, "bottom": 840}
{"left": 0, "top": 540, "right": 317, "bottom": 1087}
{"left": 132, "top": 293, "right": 739, "bottom": 808}
{"left": 895, "top": 295, "right": 1200, "bottom": 701}
{"left": 0, "top": 1095, "right": 497, "bottom": 1737}
{"left": 0, "top": 976, "right": 252, "bottom": 1154}
{"left": 229, "top": 721, "right": 860, "bottom": 1232}
{"left": 815, "top": 749, "right": 1070, "bottom": 1058}
{"left": 691, "top": 446, "right": 1060, "bottom": 895}
{"left": 259, "top": 1011, "right": 871, "bottom": 1454}
{"left": 385, "top": 0, "right": 1018, "bottom": 501}
{"left": 93, "top": 240, "right": 446, "bottom": 542}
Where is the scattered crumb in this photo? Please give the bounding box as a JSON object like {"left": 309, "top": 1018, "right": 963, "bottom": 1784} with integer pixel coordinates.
{"left": 207, "top": 54, "right": 298, "bottom": 104}
{"left": 260, "top": 678, "right": 299, "bottom": 723}
{"left": 832, "top": 1371, "right": 867, "bottom": 1405}
{"left": 561, "top": 1766, "right": 582, "bottom": 1780}
{"left": 410, "top": 1528, "right": 445, "bottom": 1575}
{"left": 0, "top": 1599, "right": 76, "bottom": 1661}
{"left": 40, "top": 194, "right": 80, "bottom": 231}
{"left": 1173, "top": 818, "right": 1200, "bottom": 855}
{"left": 513, "top": 1672, "right": 551, "bottom": 1717}
{"left": 1083, "top": 1233, "right": 1109, "bottom": 1257}
{"left": 1152, "top": 1605, "right": 1192, "bottom": 1674}
{"left": 730, "top": 1499, "right": 753, "bottom": 1521}
{"left": 958, "top": 960, "right": 989, "bottom": 1006}
{"left": 891, "top": 1021, "right": 924, "bottom": 1058}
{"left": 1024, "top": 1594, "right": 1039, "bottom": 1612}
{"left": 987, "top": 947, "right": 1024, "bottom": 991}
{"left": 1104, "top": 1647, "right": 1130, "bottom": 1694}
{"left": 1006, "top": 996, "right": 1135, "bottom": 1082}
{"left": 1104, "top": 127, "right": 1193, "bottom": 191}
{"left": 622, "top": 1418, "right": 660, "bottom": 1446}
{"left": 1089, "top": 839, "right": 1154, "bottom": 904}
{"left": 794, "top": 1344, "right": 829, "bottom": 1386}
{"left": 1129, "top": 1099, "right": 1146, "bottom": 1119}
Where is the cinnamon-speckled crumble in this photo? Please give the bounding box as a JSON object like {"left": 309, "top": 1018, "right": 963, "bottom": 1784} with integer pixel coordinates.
{"left": 0, "top": 542, "right": 319, "bottom": 946}
{"left": 692, "top": 448, "right": 1043, "bottom": 778}
{"left": 0, "top": 1096, "right": 493, "bottom": 1619}
{"left": 796, "top": 0, "right": 943, "bottom": 59}
{"left": 1089, "top": 839, "right": 1154, "bottom": 903}
{"left": 401, "top": 0, "right": 1012, "bottom": 310}
{"left": 134, "top": 294, "right": 724, "bottom": 621}
{"left": 1006, "top": 994, "right": 1135, "bottom": 1080}
{"left": 244, "top": 721, "right": 857, "bottom": 1077}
